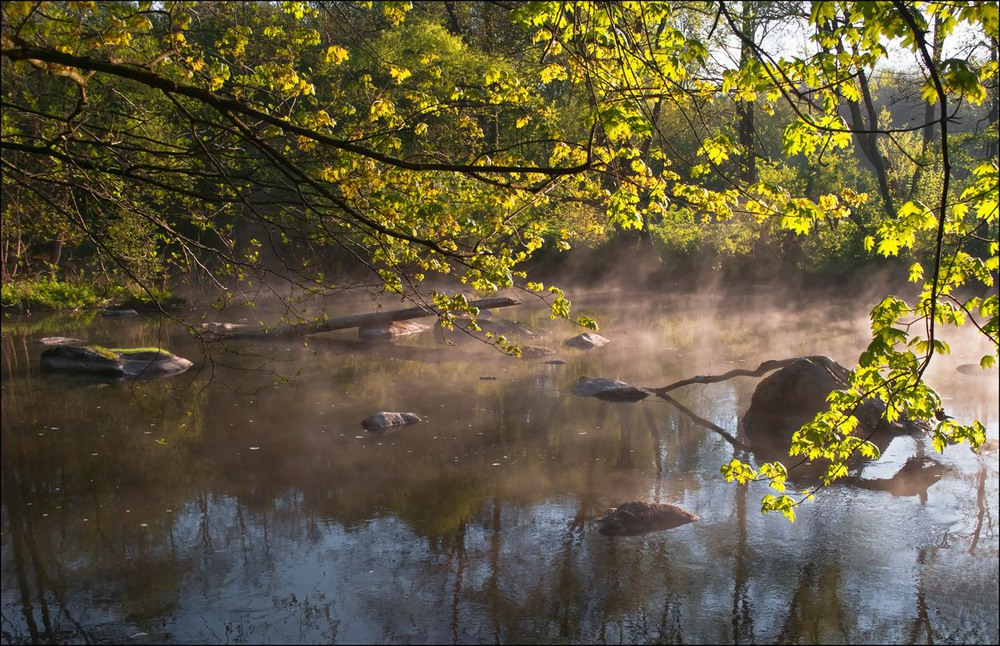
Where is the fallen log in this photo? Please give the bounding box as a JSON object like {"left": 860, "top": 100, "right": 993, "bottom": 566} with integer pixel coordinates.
{"left": 203, "top": 296, "right": 521, "bottom": 339}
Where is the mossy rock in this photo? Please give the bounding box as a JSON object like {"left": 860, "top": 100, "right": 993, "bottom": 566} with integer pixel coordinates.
{"left": 41, "top": 345, "right": 126, "bottom": 377}
{"left": 41, "top": 344, "right": 193, "bottom": 379}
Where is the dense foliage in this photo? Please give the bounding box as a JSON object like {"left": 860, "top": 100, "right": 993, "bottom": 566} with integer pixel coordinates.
{"left": 2, "top": 0, "right": 997, "bottom": 517}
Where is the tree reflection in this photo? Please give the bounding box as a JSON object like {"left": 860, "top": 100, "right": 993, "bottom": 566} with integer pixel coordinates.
{"left": 2, "top": 306, "right": 997, "bottom": 644}
{"left": 775, "top": 563, "right": 848, "bottom": 643}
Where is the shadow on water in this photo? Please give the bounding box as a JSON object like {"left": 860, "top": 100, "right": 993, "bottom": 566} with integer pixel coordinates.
{"left": 1, "top": 289, "right": 997, "bottom": 644}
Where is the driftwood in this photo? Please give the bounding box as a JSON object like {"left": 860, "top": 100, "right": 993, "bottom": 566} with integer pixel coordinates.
{"left": 204, "top": 296, "right": 520, "bottom": 339}
{"left": 648, "top": 356, "right": 831, "bottom": 396}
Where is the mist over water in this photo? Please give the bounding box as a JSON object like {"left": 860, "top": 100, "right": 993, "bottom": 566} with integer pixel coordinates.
{"left": 2, "top": 285, "right": 997, "bottom": 644}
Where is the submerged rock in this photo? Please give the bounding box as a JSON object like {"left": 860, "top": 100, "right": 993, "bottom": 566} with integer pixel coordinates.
{"left": 200, "top": 321, "right": 251, "bottom": 334}
{"left": 99, "top": 308, "right": 138, "bottom": 317}
{"left": 957, "top": 363, "right": 997, "bottom": 377}
{"left": 361, "top": 411, "right": 422, "bottom": 433}
{"left": 573, "top": 376, "right": 650, "bottom": 402}
{"left": 478, "top": 318, "right": 536, "bottom": 339}
{"left": 597, "top": 501, "right": 699, "bottom": 536}
{"left": 358, "top": 320, "right": 429, "bottom": 342}
{"left": 564, "top": 332, "right": 610, "bottom": 350}
{"left": 519, "top": 345, "right": 557, "bottom": 359}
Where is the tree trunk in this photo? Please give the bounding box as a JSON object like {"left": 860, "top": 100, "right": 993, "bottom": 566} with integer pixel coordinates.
{"left": 909, "top": 13, "right": 944, "bottom": 200}
{"left": 738, "top": 0, "right": 758, "bottom": 184}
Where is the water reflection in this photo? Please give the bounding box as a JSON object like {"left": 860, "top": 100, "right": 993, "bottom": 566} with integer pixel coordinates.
{"left": 2, "top": 290, "right": 997, "bottom": 644}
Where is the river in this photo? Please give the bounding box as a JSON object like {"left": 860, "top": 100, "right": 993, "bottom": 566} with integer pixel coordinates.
{"left": 2, "top": 287, "right": 997, "bottom": 644}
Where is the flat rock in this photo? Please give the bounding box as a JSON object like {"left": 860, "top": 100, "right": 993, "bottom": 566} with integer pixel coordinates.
{"left": 119, "top": 349, "right": 194, "bottom": 378}
{"left": 573, "top": 376, "right": 650, "bottom": 402}
{"left": 99, "top": 308, "right": 138, "bottom": 317}
{"left": 36, "top": 336, "right": 84, "bottom": 346}
{"left": 361, "top": 411, "right": 422, "bottom": 433}
{"left": 597, "top": 501, "right": 699, "bottom": 536}
{"left": 564, "top": 332, "right": 609, "bottom": 350}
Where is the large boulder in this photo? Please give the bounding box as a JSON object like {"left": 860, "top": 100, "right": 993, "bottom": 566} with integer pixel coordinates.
{"left": 597, "top": 501, "right": 699, "bottom": 536}
{"left": 40, "top": 345, "right": 193, "bottom": 379}
{"left": 741, "top": 356, "right": 919, "bottom": 479}
{"left": 41, "top": 345, "right": 125, "bottom": 378}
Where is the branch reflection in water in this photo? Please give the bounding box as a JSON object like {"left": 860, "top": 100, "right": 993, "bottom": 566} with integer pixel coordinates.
{"left": 1, "top": 288, "right": 997, "bottom": 644}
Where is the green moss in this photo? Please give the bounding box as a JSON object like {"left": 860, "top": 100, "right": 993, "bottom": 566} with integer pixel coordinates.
{"left": 85, "top": 345, "right": 124, "bottom": 360}
{"left": 113, "top": 347, "right": 172, "bottom": 357}
{"left": 87, "top": 345, "right": 172, "bottom": 358}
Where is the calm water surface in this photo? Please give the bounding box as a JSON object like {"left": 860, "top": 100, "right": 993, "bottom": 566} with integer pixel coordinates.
{"left": 2, "top": 288, "right": 998, "bottom": 644}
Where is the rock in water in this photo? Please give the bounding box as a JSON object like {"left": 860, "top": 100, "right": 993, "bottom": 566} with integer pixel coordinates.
{"left": 519, "top": 345, "right": 556, "bottom": 359}
{"left": 41, "top": 345, "right": 125, "bottom": 377}
{"left": 36, "top": 336, "right": 84, "bottom": 346}
{"left": 40, "top": 345, "right": 193, "bottom": 379}
{"left": 957, "top": 363, "right": 997, "bottom": 377}
{"left": 358, "top": 320, "right": 429, "bottom": 342}
{"left": 118, "top": 349, "right": 193, "bottom": 378}
{"left": 564, "top": 332, "right": 610, "bottom": 350}
{"left": 597, "top": 501, "right": 699, "bottom": 536}
{"left": 573, "top": 376, "right": 650, "bottom": 402}
{"left": 741, "top": 356, "right": 923, "bottom": 482}
{"left": 99, "top": 308, "right": 138, "bottom": 317}
{"left": 361, "top": 411, "right": 422, "bottom": 433}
